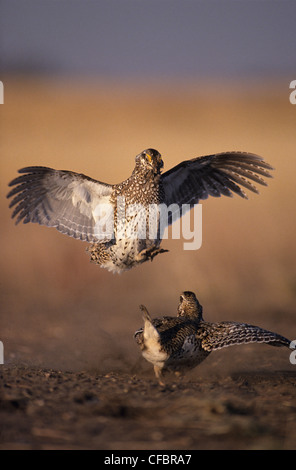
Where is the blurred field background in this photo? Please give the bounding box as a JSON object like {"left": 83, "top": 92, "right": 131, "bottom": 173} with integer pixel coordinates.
{"left": 1, "top": 1, "right": 296, "bottom": 380}
{"left": 1, "top": 77, "right": 296, "bottom": 377}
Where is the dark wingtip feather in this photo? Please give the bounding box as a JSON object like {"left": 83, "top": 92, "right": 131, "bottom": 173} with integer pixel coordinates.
{"left": 17, "top": 166, "right": 50, "bottom": 173}
{"left": 7, "top": 166, "right": 51, "bottom": 189}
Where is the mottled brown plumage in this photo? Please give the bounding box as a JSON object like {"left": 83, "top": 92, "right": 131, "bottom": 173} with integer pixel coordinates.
{"left": 134, "top": 291, "right": 291, "bottom": 385}
{"left": 7, "top": 148, "right": 273, "bottom": 273}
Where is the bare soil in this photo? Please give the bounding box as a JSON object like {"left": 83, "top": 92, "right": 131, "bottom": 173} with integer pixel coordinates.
{"left": 1, "top": 364, "right": 296, "bottom": 450}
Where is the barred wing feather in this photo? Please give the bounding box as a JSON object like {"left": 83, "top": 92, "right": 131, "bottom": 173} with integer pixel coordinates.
{"left": 7, "top": 166, "right": 114, "bottom": 243}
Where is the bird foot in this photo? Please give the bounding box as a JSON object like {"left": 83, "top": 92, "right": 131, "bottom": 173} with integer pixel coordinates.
{"left": 138, "top": 246, "right": 169, "bottom": 263}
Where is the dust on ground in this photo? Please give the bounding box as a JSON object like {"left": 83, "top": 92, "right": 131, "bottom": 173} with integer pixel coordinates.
{"left": 1, "top": 364, "right": 296, "bottom": 450}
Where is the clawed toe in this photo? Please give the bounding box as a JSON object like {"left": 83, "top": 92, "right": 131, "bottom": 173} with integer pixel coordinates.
{"left": 143, "top": 247, "right": 169, "bottom": 262}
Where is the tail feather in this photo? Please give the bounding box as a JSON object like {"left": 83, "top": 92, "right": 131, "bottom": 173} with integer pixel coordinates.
{"left": 139, "top": 305, "right": 160, "bottom": 344}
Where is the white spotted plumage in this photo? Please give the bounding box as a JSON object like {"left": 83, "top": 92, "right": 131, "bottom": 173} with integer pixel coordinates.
{"left": 135, "top": 291, "right": 291, "bottom": 385}
{"left": 7, "top": 148, "right": 273, "bottom": 273}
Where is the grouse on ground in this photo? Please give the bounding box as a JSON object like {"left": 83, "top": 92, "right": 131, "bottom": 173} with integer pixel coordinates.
{"left": 7, "top": 148, "right": 273, "bottom": 273}
{"left": 134, "top": 291, "right": 291, "bottom": 385}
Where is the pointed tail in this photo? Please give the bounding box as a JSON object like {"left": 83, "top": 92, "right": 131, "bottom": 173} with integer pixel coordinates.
{"left": 139, "top": 305, "right": 160, "bottom": 344}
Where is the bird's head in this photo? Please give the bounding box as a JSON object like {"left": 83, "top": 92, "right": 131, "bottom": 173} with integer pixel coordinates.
{"left": 177, "top": 291, "right": 203, "bottom": 320}
{"left": 135, "top": 148, "right": 163, "bottom": 174}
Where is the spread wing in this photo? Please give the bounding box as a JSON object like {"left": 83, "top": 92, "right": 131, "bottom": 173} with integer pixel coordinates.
{"left": 7, "top": 166, "right": 115, "bottom": 243}
{"left": 199, "top": 321, "right": 291, "bottom": 352}
{"left": 161, "top": 152, "right": 273, "bottom": 223}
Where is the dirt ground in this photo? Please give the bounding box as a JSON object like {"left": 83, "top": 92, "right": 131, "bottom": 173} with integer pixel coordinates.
{"left": 1, "top": 363, "right": 296, "bottom": 450}
{"left": 1, "top": 78, "right": 296, "bottom": 450}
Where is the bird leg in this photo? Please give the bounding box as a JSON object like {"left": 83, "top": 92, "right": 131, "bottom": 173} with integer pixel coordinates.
{"left": 137, "top": 246, "right": 169, "bottom": 263}
{"left": 149, "top": 248, "right": 169, "bottom": 261}
{"left": 154, "top": 365, "right": 165, "bottom": 387}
